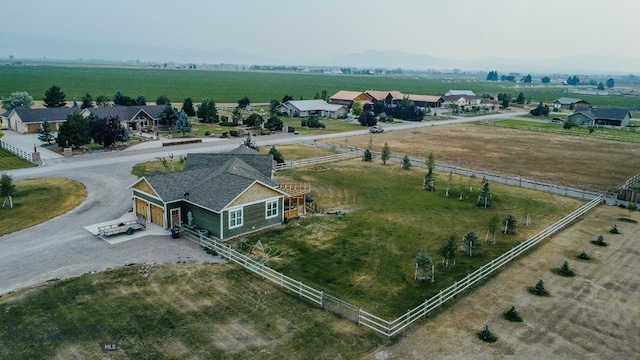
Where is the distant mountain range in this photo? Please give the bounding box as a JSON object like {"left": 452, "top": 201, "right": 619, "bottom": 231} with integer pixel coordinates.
{"left": 2, "top": 31, "right": 639, "bottom": 75}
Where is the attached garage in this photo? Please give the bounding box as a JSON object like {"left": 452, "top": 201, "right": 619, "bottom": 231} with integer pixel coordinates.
{"left": 149, "top": 204, "right": 164, "bottom": 226}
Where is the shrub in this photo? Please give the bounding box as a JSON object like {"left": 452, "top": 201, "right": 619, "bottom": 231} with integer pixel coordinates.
{"left": 609, "top": 224, "right": 620, "bottom": 234}
{"left": 229, "top": 129, "right": 244, "bottom": 137}
{"left": 221, "top": 132, "right": 228, "bottom": 138}
{"left": 529, "top": 279, "right": 550, "bottom": 296}
{"left": 577, "top": 251, "right": 591, "bottom": 260}
{"left": 552, "top": 260, "right": 575, "bottom": 277}
{"left": 220, "top": 121, "right": 236, "bottom": 127}
{"left": 591, "top": 234, "right": 607, "bottom": 247}
{"left": 362, "top": 149, "right": 372, "bottom": 162}
{"left": 204, "top": 130, "right": 211, "bottom": 136}
{"left": 477, "top": 325, "right": 497, "bottom": 343}
{"left": 503, "top": 306, "right": 523, "bottom": 322}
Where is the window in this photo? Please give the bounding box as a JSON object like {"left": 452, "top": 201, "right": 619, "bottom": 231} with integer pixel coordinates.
{"left": 266, "top": 199, "right": 278, "bottom": 218}
{"left": 229, "top": 208, "right": 243, "bottom": 228}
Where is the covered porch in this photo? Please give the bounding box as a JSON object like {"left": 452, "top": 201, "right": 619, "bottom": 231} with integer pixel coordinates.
{"left": 279, "top": 182, "right": 311, "bottom": 220}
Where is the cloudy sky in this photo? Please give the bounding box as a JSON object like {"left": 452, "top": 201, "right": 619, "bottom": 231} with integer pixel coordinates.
{"left": 2, "top": 0, "right": 639, "bottom": 63}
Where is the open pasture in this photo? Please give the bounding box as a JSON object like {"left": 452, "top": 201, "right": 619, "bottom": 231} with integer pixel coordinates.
{"left": 1, "top": 64, "right": 639, "bottom": 107}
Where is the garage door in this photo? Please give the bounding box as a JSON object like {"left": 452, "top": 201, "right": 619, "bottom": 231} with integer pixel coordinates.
{"left": 135, "top": 198, "right": 147, "bottom": 218}
{"left": 150, "top": 204, "right": 164, "bottom": 226}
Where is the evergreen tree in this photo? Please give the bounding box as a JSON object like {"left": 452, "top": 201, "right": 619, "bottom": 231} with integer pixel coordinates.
{"left": 423, "top": 152, "right": 436, "bottom": 191}
{"left": 238, "top": 96, "right": 251, "bottom": 109}
{"left": 606, "top": 78, "right": 615, "bottom": 88}
{"left": 159, "top": 104, "right": 179, "bottom": 130}
{"left": 182, "top": 98, "right": 195, "bottom": 116}
{"left": 198, "top": 99, "right": 218, "bottom": 123}
{"left": 477, "top": 325, "right": 497, "bottom": 343}
{"left": 362, "top": 149, "right": 372, "bottom": 162}
{"left": 503, "top": 306, "right": 523, "bottom": 322}
{"left": 462, "top": 231, "right": 481, "bottom": 256}
{"left": 174, "top": 111, "right": 192, "bottom": 136}
{"left": 477, "top": 180, "right": 493, "bottom": 208}
{"left": 541, "top": 76, "right": 551, "bottom": 84}
{"left": 57, "top": 112, "right": 90, "bottom": 148}
{"left": 531, "top": 279, "right": 550, "bottom": 296}
{"left": 81, "top": 93, "right": 93, "bottom": 109}
{"left": 414, "top": 248, "right": 434, "bottom": 281}
{"left": 503, "top": 214, "right": 517, "bottom": 234}
{"left": 380, "top": 142, "right": 391, "bottom": 165}
{"left": 136, "top": 94, "right": 147, "bottom": 105}
{"left": 265, "top": 116, "right": 283, "bottom": 131}
{"left": 515, "top": 92, "right": 526, "bottom": 104}
{"left": 95, "top": 95, "right": 110, "bottom": 107}
{"left": 37, "top": 118, "right": 54, "bottom": 144}
{"left": 43, "top": 85, "right": 66, "bottom": 108}
{"left": 156, "top": 95, "right": 171, "bottom": 105}
{"left": 401, "top": 155, "right": 411, "bottom": 170}
{"left": 268, "top": 145, "right": 285, "bottom": 164}
{"left": 231, "top": 107, "right": 243, "bottom": 125}
{"left": 268, "top": 99, "right": 280, "bottom": 117}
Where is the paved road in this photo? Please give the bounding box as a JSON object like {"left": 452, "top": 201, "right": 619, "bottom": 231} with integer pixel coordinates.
{"left": 0, "top": 112, "right": 524, "bottom": 296}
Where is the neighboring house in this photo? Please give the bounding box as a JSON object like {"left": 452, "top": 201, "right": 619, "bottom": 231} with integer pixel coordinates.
{"left": 445, "top": 90, "right": 476, "bottom": 97}
{"left": 279, "top": 100, "right": 348, "bottom": 118}
{"left": 5, "top": 106, "right": 81, "bottom": 134}
{"left": 129, "top": 145, "right": 304, "bottom": 240}
{"left": 442, "top": 95, "right": 481, "bottom": 107}
{"left": 1, "top": 110, "right": 10, "bottom": 129}
{"left": 329, "top": 90, "right": 372, "bottom": 108}
{"left": 567, "top": 107, "right": 631, "bottom": 127}
{"left": 83, "top": 105, "right": 165, "bottom": 132}
{"left": 365, "top": 90, "right": 404, "bottom": 107}
{"left": 406, "top": 94, "right": 444, "bottom": 108}
{"left": 553, "top": 97, "right": 590, "bottom": 110}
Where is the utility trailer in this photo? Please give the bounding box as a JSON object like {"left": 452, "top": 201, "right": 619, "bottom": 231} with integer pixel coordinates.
{"left": 98, "top": 215, "right": 146, "bottom": 236}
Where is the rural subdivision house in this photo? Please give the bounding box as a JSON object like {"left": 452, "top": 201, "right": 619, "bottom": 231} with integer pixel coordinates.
{"left": 84, "top": 105, "right": 165, "bottom": 132}
{"left": 278, "top": 100, "right": 348, "bottom": 118}
{"left": 553, "top": 97, "right": 590, "bottom": 110}
{"left": 329, "top": 90, "right": 373, "bottom": 108}
{"left": 4, "top": 106, "right": 81, "bottom": 133}
{"left": 128, "top": 145, "right": 309, "bottom": 240}
{"left": 567, "top": 107, "right": 631, "bottom": 127}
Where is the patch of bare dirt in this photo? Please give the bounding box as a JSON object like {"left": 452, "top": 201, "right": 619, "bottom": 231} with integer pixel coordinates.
{"left": 364, "top": 205, "right": 640, "bottom": 359}
{"left": 321, "top": 124, "right": 640, "bottom": 192}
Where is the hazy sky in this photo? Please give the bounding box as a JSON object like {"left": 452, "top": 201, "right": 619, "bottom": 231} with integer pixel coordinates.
{"left": 4, "top": 0, "right": 639, "bottom": 61}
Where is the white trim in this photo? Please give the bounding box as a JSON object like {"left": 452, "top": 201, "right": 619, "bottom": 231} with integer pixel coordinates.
{"left": 265, "top": 199, "right": 279, "bottom": 219}
{"left": 228, "top": 207, "right": 243, "bottom": 229}
{"left": 170, "top": 208, "right": 181, "bottom": 228}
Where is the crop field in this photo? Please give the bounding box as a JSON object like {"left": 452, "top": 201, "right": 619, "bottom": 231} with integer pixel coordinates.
{"left": 1, "top": 64, "right": 639, "bottom": 108}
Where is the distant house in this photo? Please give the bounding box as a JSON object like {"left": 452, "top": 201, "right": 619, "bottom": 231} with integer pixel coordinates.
{"left": 129, "top": 146, "right": 296, "bottom": 240}
{"left": 567, "top": 107, "right": 631, "bottom": 127}
{"left": 406, "top": 94, "right": 444, "bottom": 108}
{"left": 445, "top": 90, "right": 476, "bottom": 97}
{"left": 279, "top": 100, "right": 348, "bottom": 118}
{"left": 83, "top": 105, "right": 165, "bottom": 132}
{"left": 365, "top": 90, "right": 404, "bottom": 107}
{"left": 553, "top": 97, "right": 590, "bottom": 110}
{"left": 329, "top": 91, "right": 372, "bottom": 108}
{"left": 442, "top": 95, "right": 481, "bottom": 107}
{"left": 5, "top": 106, "right": 81, "bottom": 134}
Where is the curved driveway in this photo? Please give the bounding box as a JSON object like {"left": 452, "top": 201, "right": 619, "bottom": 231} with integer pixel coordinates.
{"left": 0, "top": 113, "right": 522, "bottom": 295}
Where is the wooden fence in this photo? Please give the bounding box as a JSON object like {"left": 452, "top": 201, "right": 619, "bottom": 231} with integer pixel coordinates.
{"left": 0, "top": 139, "right": 34, "bottom": 162}
{"left": 180, "top": 196, "right": 602, "bottom": 337}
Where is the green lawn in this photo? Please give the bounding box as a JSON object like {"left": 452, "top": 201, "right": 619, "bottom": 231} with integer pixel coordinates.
{"left": 0, "top": 148, "right": 38, "bottom": 171}
{"left": 0, "top": 178, "right": 87, "bottom": 236}
{"left": 240, "top": 160, "right": 582, "bottom": 318}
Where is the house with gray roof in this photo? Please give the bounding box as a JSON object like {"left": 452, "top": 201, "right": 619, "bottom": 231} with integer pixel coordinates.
{"left": 83, "top": 105, "right": 165, "bottom": 132}
{"left": 279, "top": 100, "right": 348, "bottom": 118}
{"left": 567, "top": 107, "right": 631, "bottom": 127}
{"left": 128, "top": 145, "right": 290, "bottom": 240}
{"left": 553, "top": 97, "right": 590, "bottom": 110}
{"left": 6, "top": 106, "right": 81, "bottom": 133}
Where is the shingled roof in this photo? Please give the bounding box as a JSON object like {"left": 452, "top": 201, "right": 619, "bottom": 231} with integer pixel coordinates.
{"left": 10, "top": 106, "right": 81, "bottom": 123}
{"left": 86, "top": 105, "right": 165, "bottom": 120}
{"left": 573, "top": 107, "right": 630, "bottom": 120}
{"left": 143, "top": 146, "right": 278, "bottom": 212}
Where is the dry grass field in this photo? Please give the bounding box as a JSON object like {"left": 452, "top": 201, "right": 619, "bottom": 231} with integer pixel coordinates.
{"left": 365, "top": 204, "right": 640, "bottom": 359}
{"left": 320, "top": 123, "right": 640, "bottom": 192}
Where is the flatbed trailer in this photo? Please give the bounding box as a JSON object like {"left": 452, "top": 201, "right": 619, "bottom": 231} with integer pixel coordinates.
{"left": 98, "top": 216, "right": 146, "bottom": 236}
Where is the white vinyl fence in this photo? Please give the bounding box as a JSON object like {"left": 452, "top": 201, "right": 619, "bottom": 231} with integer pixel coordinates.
{"left": 275, "top": 152, "right": 359, "bottom": 171}
{"left": 180, "top": 196, "right": 602, "bottom": 337}
{"left": 0, "top": 139, "right": 34, "bottom": 162}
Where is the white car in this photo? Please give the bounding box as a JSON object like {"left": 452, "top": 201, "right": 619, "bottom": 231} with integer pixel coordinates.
{"left": 369, "top": 125, "right": 384, "bottom": 133}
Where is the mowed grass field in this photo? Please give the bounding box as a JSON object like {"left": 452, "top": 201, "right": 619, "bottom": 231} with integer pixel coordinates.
{"left": 0, "top": 148, "right": 37, "bottom": 171}
{"left": 2, "top": 64, "right": 639, "bottom": 107}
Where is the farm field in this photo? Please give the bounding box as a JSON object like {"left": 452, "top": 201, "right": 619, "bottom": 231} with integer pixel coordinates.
{"left": 2, "top": 64, "right": 640, "bottom": 108}
{"left": 320, "top": 123, "right": 640, "bottom": 192}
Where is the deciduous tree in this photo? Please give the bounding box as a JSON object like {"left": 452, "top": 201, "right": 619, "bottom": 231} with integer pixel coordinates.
{"left": 238, "top": 96, "right": 251, "bottom": 109}
{"left": 414, "top": 248, "right": 434, "bottom": 282}
{"left": 541, "top": 76, "right": 551, "bottom": 84}
{"left": 81, "top": 93, "right": 93, "bottom": 109}
{"left": 503, "top": 214, "right": 517, "bottom": 234}
{"left": 95, "top": 95, "right": 110, "bottom": 107}
{"left": 155, "top": 95, "right": 171, "bottom": 105}
{"left": 90, "top": 115, "right": 124, "bottom": 148}
{"left": 265, "top": 116, "right": 283, "bottom": 131}
{"left": 462, "top": 231, "right": 481, "bottom": 256}
{"left": 231, "top": 107, "right": 243, "bottom": 125}
{"left": 423, "top": 152, "right": 435, "bottom": 191}
{"left": 136, "top": 94, "right": 147, "bottom": 105}
{"left": 606, "top": 78, "right": 615, "bottom": 88}
{"left": 0, "top": 174, "right": 17, "bottom": 209}
{"left": 1, "top": 91, "right": 34, "bottom": 111}
{"left": 439, "top": 234, "right": 457, "bottom": 268}
{"left": 351, "top": 99, "right": 363, "bottom": 116}
{"left": 401, "top": 155, "right": 411, "bottom": 170}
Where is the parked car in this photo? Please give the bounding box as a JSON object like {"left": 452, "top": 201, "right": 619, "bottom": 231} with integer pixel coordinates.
{"left": 369, "top": 125, "right": 384, "bottom": 133}
{"left": 551, "top": 117, "right": 563, "bottom": 124}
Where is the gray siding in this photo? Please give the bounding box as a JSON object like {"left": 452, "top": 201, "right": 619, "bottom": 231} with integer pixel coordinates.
{"left": 182, "top": 202, "right": 222, "bottom": 238}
